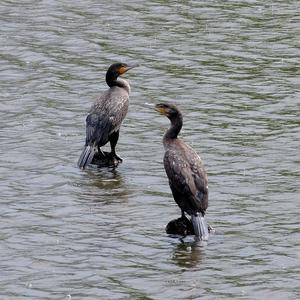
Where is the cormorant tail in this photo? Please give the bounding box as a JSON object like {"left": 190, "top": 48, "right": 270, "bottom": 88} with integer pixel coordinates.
{"left": 78, "top": 145, "right": 96, "bottom": 169}
{"left": 191, "top": 214, "right": 209, "bottom": 241}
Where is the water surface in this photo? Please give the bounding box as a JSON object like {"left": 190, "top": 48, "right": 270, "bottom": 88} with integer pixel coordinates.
{"left": 1, "top": 1, "right": 299, "bottom": 299}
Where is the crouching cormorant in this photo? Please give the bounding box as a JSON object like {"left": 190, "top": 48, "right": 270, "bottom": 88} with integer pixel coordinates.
{"left": 78, "top": 62, "right": 138, "bottom": 169}
{"left": 155, "top": 103, "right": 209, "bottom": 241}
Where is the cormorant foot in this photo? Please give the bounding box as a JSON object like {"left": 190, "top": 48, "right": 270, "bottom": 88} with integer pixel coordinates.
{"left": 114, "top": 154, "right": 123, "bottom": 162}
{"left": 107, "top": 152, "right": 123, "bottom": 163}
{"left": 208, "top": 225, "right": 215, "bottom": 233}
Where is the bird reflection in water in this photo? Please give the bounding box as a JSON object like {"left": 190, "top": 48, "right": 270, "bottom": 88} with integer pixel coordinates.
{"left": 79, "top": 167, "right": 130, "bottom": 205}
{"left": 172, "top": 241, "right": 205, "bottom": 268}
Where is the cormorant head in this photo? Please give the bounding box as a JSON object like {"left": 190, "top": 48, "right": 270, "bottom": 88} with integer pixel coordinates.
{"left": 107, "top": 62, "right": 139, "bottom": 78}
{"left": 155, "top": 103, "right": 181, "bottom": 120}
{"left": 106, "top": 62, "right": 139, "bottom": 88}
{"left": 156, "top": 103, "right": 183, "bottom": 139}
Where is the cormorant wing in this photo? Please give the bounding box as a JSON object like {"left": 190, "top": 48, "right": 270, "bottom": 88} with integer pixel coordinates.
{"left": 85, "top": 93, "right": 129, "bottom": 147}
{"left": 164, "top": 147, "right": 208, "bottom": 213}
{"left": 85, "top": 113, "right": 111, "bottom": 146}
{"left": 106, "top": 95, "right": 129, "bottom": 130}
{"left": 189, "top": 152, "right": 208, "bottom": 211}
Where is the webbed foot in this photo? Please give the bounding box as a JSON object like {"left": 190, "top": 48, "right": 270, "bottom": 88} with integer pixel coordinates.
{"left": 113, "top": 154, "right": 123, "bottom": 162}
{"left": 107, "top": 152, "right": 123, "bottom": 163}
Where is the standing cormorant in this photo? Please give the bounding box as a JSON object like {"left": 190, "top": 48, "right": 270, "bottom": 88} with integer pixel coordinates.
{"left": 78, "top": 62, "right": 138, "bottom": 169}
{"left": 155, "top": 103, "right": 209, "bottom": 240}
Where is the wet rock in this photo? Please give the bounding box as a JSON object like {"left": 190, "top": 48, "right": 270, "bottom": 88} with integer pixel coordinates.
{"left": 166, "top": 216, "right": 195, "bottom": 236}
{"left": 166, "top": 216, "right": 214, "bottom": 236}
{"left": 91, "top": 151, "right": 121, "bottom": 168}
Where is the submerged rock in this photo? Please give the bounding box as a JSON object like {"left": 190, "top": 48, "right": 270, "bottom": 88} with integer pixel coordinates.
{"left": 91, "top": 151, "right": 121, "bottom": 168}
{"left": 166, "top": 216, "right": 195, "bottom": 236}
{"left": 166, "top": 216, "right": 214, "bottom": 237}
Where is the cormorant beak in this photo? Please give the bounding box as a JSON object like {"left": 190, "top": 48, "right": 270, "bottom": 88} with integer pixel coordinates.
{"left": 119, "top": 63, "right": 139, "bottom": 75}
{"left": 155, "top": 104, "right": 167, "bottom": 115}
{"left": 127, "top": 63, "right": 140, "bottom": 69}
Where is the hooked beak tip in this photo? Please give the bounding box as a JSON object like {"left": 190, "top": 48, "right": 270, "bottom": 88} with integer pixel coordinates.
{"left": 127, "top": 63, "right": 140, "bottom": 70}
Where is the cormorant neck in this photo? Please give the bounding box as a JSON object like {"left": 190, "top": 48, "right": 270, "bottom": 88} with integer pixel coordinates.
{"left": 106, "top": 74, "right": 130, "bottom": 93}
{"left": 164, "top": 113, "right": 183, "bottom": 141}
{"left": 106, "top": 71, "right": 117, "bottom": 87}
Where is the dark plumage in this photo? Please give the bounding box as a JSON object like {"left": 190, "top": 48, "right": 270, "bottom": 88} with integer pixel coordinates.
{"left": 155, "top": 103, "right": 209, "bottom": 240}
{"left": 78, "top": 62, "right": 138, "bottom": 169}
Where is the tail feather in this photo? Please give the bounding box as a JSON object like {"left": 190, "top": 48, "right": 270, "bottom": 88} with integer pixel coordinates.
{"left": 191, "top": 214, "right": 209, "bottom": 241}
{"left": 78, "top": 145, "right": 96, "bottom": 169}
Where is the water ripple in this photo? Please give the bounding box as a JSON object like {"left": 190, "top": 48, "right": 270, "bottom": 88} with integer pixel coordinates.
{"left": 1, "top": 0, "right": 299, "bottom": 299}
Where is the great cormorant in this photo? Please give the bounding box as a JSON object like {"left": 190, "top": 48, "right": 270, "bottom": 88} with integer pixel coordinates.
{"left": 78, "top": 62, "right": 138, "bottom": 169}
{"left": 155, "top": 103, "right": 209, "bottom": 240}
